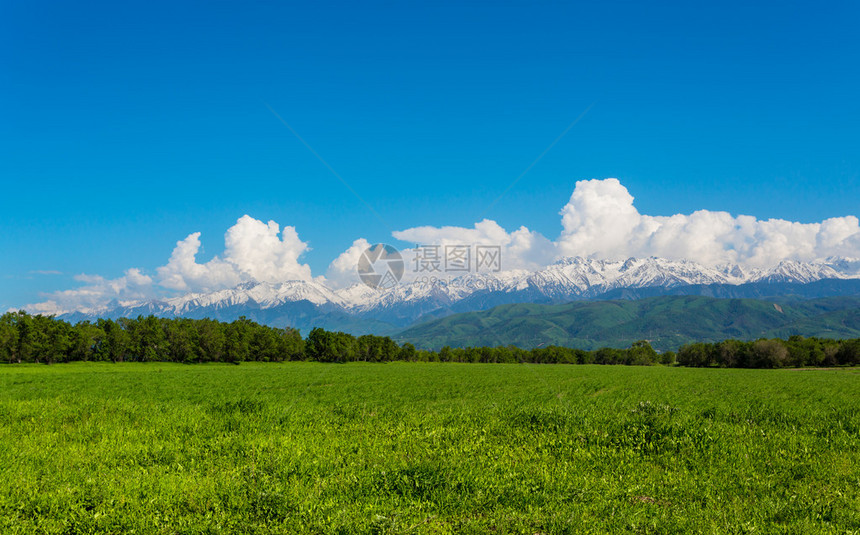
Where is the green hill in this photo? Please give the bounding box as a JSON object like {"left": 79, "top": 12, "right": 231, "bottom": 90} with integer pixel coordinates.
{"left": 396, "top": 295, "right": 860, "bottom": 351}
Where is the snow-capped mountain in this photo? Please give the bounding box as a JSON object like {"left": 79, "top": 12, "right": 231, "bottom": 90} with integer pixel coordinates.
{"left": 820, "top": 257, "right": 860, "bottom": 278}
{"left": 56, "top": 256, "right": 860, "bottom": 331}
{"left": 519, "top": 257, "right": 744, "bottom": 298}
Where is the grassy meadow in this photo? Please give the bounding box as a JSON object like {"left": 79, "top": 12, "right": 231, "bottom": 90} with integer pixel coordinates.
{"left": 0, "top": 362, "right": 858, "bottom": 534}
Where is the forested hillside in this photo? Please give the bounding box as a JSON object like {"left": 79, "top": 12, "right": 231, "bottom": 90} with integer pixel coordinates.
{"left": 396, "top": 295, "right": 860, "bottom": 351}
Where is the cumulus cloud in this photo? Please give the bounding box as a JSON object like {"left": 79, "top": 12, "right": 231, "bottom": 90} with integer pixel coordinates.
{"left": 325, "top": 238, "right": 372, "bottom": 288}
{"left": 376, "top": 178, "right": 860, "bottom": 275}
{"left": 21, "top": 215, "right": 315, "bottom": 314}
{"left": 157, "top": 215, "right": 313, "bottom": 292}
{"left": 392, "top": 219, "right": 556, "bottom": 273}
{"left": 556, "top": 178, "right": 860, "bottom": 267}
{"left": 324, "top": 222, "right": 554, "bottom": 288}
{"left": 156, "top": 232, "right": 241, "bottom": 292}
{"left": 223, "top": 216, "right": 313, "bottom": 283}
{"left": 21, "top": 268, "right": 154, "bottom": 315}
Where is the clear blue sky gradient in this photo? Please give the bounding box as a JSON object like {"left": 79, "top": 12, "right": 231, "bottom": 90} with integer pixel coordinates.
{"left": 2, "top": 1, "right": 859, "bottom": 308}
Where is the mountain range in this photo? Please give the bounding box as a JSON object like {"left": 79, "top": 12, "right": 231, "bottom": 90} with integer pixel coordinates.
{"left": 56, "top": 256, "right": 860, "bottom": 339}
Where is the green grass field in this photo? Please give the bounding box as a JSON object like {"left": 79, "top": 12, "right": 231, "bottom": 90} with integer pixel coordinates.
{"left": 1, "top": 363, "right": 858, "bottom": 534}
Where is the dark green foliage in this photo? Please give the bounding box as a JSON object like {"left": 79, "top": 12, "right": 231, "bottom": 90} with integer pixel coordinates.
{"left": 0, "top": 312, "right": 304, "bottom": 365}
{"left": 0, "top": 314, "right": 18, "bottom": 363}
{"left": 306, "top": 327, "right": 356, "bottom": 362}
{"left": 676, "top": 335, "right": 860, "bottom": 367}
{"left": 2, "top": 311, "right": 859, "bottom": 368}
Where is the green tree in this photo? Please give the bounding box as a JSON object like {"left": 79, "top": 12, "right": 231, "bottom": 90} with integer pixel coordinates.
{"left": 677, "top": 343, "right": 710, "bottom": 367}
{"left": 278, "top": 327, "right": 305, "bottom": 361}
{"left": 96, "top": 318, "right": 130, "bottom": 362}
{"left": 224, "top": 318, "right": 254, "bottom": 363}
{"left": 627, "top": 340, "right": 657, "bottom": 365}
{"left": 69, "top": 321, "right": 104, "bottom": 361}
{"left": 398, "top": 342, "right": 417, "bottom": 362}
{"left": 41, "top": 317, "right": 72, "bottom": 363}
{"left": 306, "top": 328, "right": 357, "bottom": 363}
{"left": 751, "top": 339, "right": 789, "bottom": 368}
{"left": 0, "top": 312, "right": 20, "bottom": 363}
{"left": 836, "top": 339, "right": 860, "bottom": 366}
{"left": 196, "top": 319, "right": 225, "bottom": 362}
{"left": 164, "top": 318, "right": 198, "bottom": 363}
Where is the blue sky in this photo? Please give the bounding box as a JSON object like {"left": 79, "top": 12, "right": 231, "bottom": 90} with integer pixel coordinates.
{"left": 2, "top": 1, "right": 859, "bottom": 311}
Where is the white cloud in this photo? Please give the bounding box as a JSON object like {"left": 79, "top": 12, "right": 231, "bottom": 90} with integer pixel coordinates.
{"left": 326, "top": 178, "right": 860, "bottom": 288}
{"left": 558, "top": 178, "right": 641, "bottom": 259}
{"left": 21, "top": 216, "right": 314, "bottom": 314}
{"left": 156, "top": 232, "right": 241, "bottom": 292}
{"left": 156, "top": 215, "right": 313, "bottom": 292}
{"left": 28, "top": 270, "right": 63, "bottom": 276}
{"left": 325, "top": 238, "right": 372, "bottom": 289}
{"left": 556, "top": 178, "right": 860, "bottom": 267}
{"left": 224, "top": 216, "right": 313, "bottom": 283}
{"left": 392, "top": 219, "right": 555, "bottom": 273}
{"left": 20, "top": 268, "right": 154, "bottom": 315}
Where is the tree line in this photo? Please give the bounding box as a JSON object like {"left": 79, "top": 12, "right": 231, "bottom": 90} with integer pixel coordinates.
{"left": 1, "top": 311, "right": 858, "bottom": 368}
{"left": 676, "top": 336, "right": 860, "bottom": 368}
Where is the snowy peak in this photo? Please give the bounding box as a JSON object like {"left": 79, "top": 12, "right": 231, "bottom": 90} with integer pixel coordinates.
{"left": 522, "top": 257, "right": 743, "bottom": 299}
{"left": 176, "top": 281, "right": 326, "bottom": 309}
{"left": 53, "top": 256, "right": 860, "bottom": 326}
{"left": 751, "top": 260, "right": 845, "bottom": 284}
{"left": 823, "top": 257, "right": 860, "bottom": 278}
